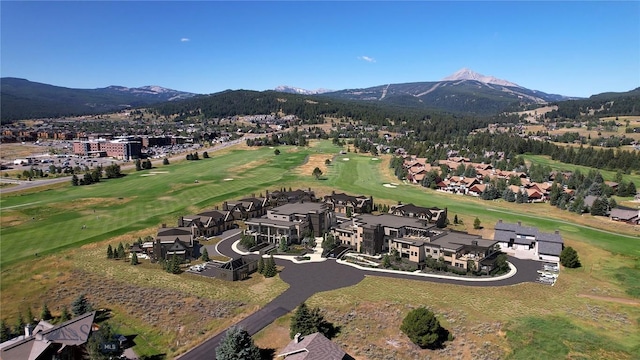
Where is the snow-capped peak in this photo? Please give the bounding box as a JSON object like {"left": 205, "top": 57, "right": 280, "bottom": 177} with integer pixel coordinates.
{"left": 138, "top": 85, "right": 172, "bottom": 93}
{"left": 274, "top": 85, "right": 332, "bottom": 95}
{"left": 442, "top": 68, "right": 521, "bottom": 87}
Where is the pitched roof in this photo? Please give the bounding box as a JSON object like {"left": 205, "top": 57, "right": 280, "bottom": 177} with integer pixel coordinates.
{"left": 610, "top": 207, "right": 639, "bottom": 221}
{"left": 1, "top": 312, "right": 96, "bottom": 360}
{"left": 494, "top": 221, "right": 563, "bottom": 247}
{"left": 278, "top": 332, "right": 347, "bottom": 360}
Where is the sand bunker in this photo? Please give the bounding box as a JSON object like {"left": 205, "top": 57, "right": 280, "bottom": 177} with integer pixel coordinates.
{"left": 383, "top": 184, "right": 397, "bottom": 188}
{"left": 140, "top": 174, "right": 156, "bottom": 177}
{"left": 371, "top": 158, "right": 379, "bottom": 161}
{"left": 223, "top": 178, "right": 234, "bottom": 181}
{"left": 149, "top": 171, "right": 169, "bottom": 174}
{"left": 342, "top": 158, "right": 350, "bottom": 161}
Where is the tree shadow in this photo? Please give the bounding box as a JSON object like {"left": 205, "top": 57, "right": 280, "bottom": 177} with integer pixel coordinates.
{"left": 138, "top": 354, "right": 166, "bottom": 360}
{"left": 259, "top": 347, "right": 276, "bottom": 360}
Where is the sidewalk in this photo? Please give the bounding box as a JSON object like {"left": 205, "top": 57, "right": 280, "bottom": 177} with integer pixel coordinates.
{"left": 231, "top": 237, "right": 327, "bottom": 263}
{"left": 231, "top": 239, "right": 518, "bottom": 282}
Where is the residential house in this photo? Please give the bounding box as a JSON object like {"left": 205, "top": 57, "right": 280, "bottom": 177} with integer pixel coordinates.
{"left": 179, "top": 209, "right": 236, "bottom": 237}
{"left": 245, "top": 202, "right": 334, "bottom": 245}
{"left": 268, "top": 188, "right": 316, "bottom": 206}
{"left": 389, "top": 203, "right": 447, "bottom": 226}
{"left": 277, "top": 332, "right": 354, "bottom": 360}
{"left": 0, "top": 312, "right": 97, "bottom": 360}
{"left": 223, "top": 195, "right": 269, "bottom": 220}
{"left": 212, "top": 256, "right": 258, "bottom": 281}
{"left": 610, "top": 207, "right": 640, "bottom": 224}
{"left": 152, "top": 225, "right": 195, "bottom": 260}
{"left": 323, "top": 191, "right": 373, "bottom": 215}
{"left": 493, "top": 220, "right": 564, "bottom": 262}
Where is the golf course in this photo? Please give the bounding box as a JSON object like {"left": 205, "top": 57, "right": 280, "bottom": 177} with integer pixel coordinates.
{"left": 1, "top": 140, "right": 639, "bottom": 359}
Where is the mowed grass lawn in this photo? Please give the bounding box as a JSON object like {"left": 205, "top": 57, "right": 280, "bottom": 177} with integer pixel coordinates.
{"left": 0, "top": 146, "right": 317, "bottom": 268}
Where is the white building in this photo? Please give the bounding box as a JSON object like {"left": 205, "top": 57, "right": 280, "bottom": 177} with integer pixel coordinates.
{"left": 493, "top": 220, "right": 564, "bottom": 263}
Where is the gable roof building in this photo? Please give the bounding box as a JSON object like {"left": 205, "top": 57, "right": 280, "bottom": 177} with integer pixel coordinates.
{"left": 277, "top": 332, "right": 353, "bottom": 360}
{"left": 0, "top": 311, "right": 96, "bottom": 360}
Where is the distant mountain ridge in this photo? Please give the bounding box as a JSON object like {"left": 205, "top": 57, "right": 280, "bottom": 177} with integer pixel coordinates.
{"left": 274, "top": 85, "right": 332, "bottom": 95}
{"left": 0, "top": 77, "right": 197, "bottom": 122}
{"left": 319, "top": 68, "right": 579, "bottom": 115}
{"left": 441, "top": 68, "right": 521, "bottom": 87}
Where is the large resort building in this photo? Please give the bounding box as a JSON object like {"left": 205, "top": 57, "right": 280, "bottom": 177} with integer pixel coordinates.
{"left": 332, "top": 214, "right": 499, "bottom": 272}
{"left": 245, "top": 202, "right": 334, "bottom": 244}
{"left": 72, "top": 137, "right": 142, "bottom": 160}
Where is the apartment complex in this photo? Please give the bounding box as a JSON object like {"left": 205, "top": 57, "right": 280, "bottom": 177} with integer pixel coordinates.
{"left": 245, "top": 202, "right": 334, "bottom": 244}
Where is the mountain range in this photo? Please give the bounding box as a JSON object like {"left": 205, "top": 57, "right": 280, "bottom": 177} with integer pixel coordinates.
{"left": 277, "top": 68, "right": 578, "bottom": 115}
{"left": 2, "top": 69, "right": 637, "bottom": 122}
{"left": 0, "top": 77, "right": 196, "bottom": 122}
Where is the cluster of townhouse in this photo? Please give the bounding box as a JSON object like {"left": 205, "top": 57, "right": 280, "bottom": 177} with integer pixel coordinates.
{"left": 135, "top": 189, "right": 318, "bottom": 262}
{"left": 137, "top": 186, "right": 565, "bottom": 278}
{"left": 403, "top": 156, "right": 552, "bottom": 202}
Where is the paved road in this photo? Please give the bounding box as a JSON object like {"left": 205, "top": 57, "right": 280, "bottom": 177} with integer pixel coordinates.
{"left": 178, "top": 230, "right": 539, "bottom": 359}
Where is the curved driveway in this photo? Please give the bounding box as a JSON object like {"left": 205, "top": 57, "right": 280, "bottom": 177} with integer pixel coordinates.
{"left": 178, "top": 230, "right": 539, "bottom": 359}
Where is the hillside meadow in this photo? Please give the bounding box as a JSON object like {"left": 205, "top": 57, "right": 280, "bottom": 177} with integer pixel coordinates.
{"left": 1, "top": 140, "right": 639, "bottom": 359}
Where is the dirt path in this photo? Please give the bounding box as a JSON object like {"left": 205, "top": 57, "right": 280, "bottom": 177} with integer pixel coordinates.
{"left": 578, "top": 294, "right": 640, "bottom": 306}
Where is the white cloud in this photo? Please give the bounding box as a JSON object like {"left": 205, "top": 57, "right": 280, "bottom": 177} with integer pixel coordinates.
{"left": 180, "top": 38, "right": 190, "bottom": 42}
{"left": 358, "top": 56, "right": 376, "bottom": 63}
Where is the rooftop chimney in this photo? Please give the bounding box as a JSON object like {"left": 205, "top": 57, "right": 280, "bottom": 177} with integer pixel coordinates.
{"left": 555, "top": 230, "right": 560, "bottom": 234}
{"left": 294, "top": 333, "right": 302, "bottom": 343}
{"left": 162, "top": 223, "right": 166, "bottom": 228}
{"left": 25, "top": 324, "right": 33, "bottom": 337}
{"left": 498, "top": 219, "right": 502, "bottom": 223}
{"left": 517, "top": 221, "right": 521, "bottom": 226}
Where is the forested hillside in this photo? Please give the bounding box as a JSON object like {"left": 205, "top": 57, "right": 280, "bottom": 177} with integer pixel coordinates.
{"left": 546, "top": 88, "right": 640, "bottom": 119}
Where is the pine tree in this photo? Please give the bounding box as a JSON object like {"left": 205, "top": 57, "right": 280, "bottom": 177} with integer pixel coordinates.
{"left": 13, "top": 313, "right": 25, "bottom": 335}
{"left": 0, "top": 319, "right": 10, "bottom": 342}
{"left": 453, "top": 214, "right": 458, "bottom": 224}
{"left": 107, "top": 244, "right": 114, "bottom": 259}
{"left": 117, "top": 242, "right": 125, "bottom": 259}
{"left": 167, "top": 254, "right": 181, "bottom": 274}
{"left": 26, "top": 307, "right": 35, "bottom": 326}
{"left": 201, "top": 247, "right": 210, "bottom": 262}
{"left": 215, "top": 326, "right": 261, "bottom": 360}
{"left": 289, "top": 302, "right": 331, "bottom": 339}
{"left": 41, "top": 303, "right": 52, "bottom": 321}
{"left": 263, "top": 255, "right": 277, "bottom": 278}
{"left": 163, "top": 157, "right": 170, "bottom": 165}
{"left": 60, "top": 307, "right": 71, "bottom": 321}
{"left": 131, "top": 252, "right": 139, "bottom": 265}
{"left": 473, "top": 217, "right": 481, "bottom": 229}
{"left": 71, "top": 294, "right": 93, "bottom": 316}
{"left": 257, "top": 257, "right": 265, "bottom": 274}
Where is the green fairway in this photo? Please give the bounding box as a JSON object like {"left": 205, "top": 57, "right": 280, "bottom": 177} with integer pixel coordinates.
{"left": 0, "top": 147, "right": 315, "bottom": 268}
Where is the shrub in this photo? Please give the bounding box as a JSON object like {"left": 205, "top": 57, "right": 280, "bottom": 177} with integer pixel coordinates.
{"left": 400, "top": 307, "right": 450, "bottom": 349}
{"left": 560, "top": 246, "right": 581, "bottom": 268}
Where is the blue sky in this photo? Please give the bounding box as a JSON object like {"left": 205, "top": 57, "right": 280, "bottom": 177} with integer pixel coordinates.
{"left": 2, "top": 1, "right": 639, "bottom": 97}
